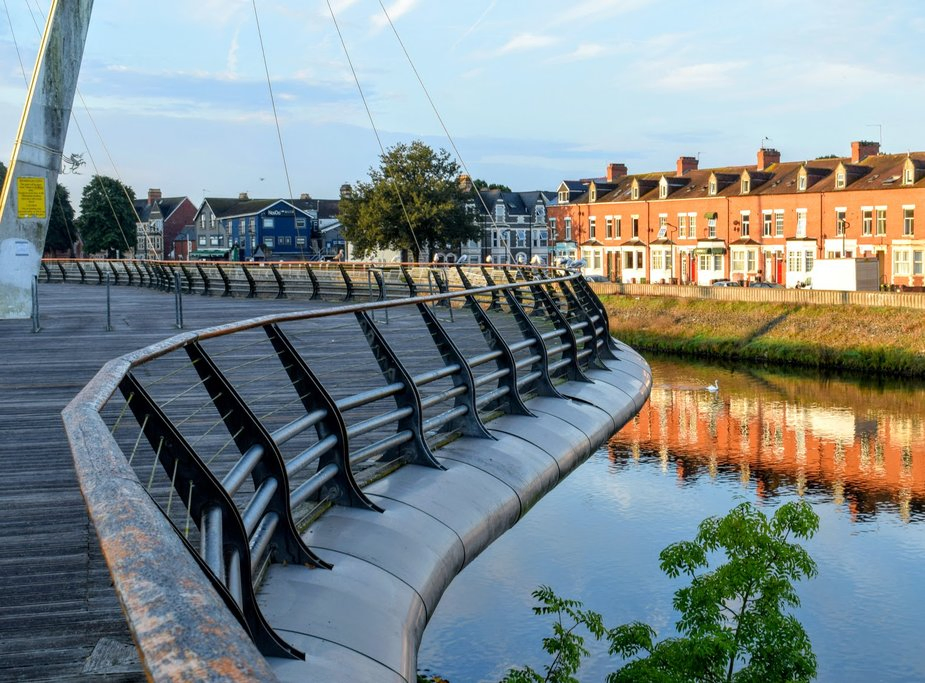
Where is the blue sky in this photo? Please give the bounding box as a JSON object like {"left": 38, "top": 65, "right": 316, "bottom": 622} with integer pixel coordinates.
{"left": 1, "top": 0, "right": 924, "bottom": 206}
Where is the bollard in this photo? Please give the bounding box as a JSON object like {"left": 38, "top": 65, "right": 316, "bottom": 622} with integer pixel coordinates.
{"left": 174, "top": 271, "right": 184, "bottom": 329}
{"left": 31, "top": 276, "right": 41, "bottom": 333}
{"left": 105, "top": 272, "right": 113, "bottom": 331}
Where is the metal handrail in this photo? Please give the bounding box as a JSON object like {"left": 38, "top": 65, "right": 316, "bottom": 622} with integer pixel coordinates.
{"left": 62, "top": 264, "right": 607, "bottom": 681}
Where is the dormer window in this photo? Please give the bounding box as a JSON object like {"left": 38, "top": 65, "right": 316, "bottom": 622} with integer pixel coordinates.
{"left": 590, "top": 185, "right": 597, "bottom": 202}
{"left": 904, "top": 159, "right": 916, "bottom": 186}
{"left": 741, "top": 177, "right": 750, "bottom": 194}
{"left": 835, "top": 171, "right": 846, "bottom": 189}
{"left": 798, "top": 171, "right": 807, "bottom": 191}
{"left": 631, "top": 180, "right": 640, "bottom": 200}
{"left": 558, "top": 190, "right": 569, "bottom": 203}
{"left": 708, "top": 178, "right": 717, "bottom": 196}
{"left": 659, "top": 177, "right": 668, "bottom": 199}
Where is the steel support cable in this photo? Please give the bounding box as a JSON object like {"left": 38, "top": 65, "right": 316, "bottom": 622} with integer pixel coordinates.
{"left": 375, "top": 0, "right": 513, "bottom": 264}
{"left": 325, "top": 0, "right": 422, "bottom": 259}
{"left": 250, "top": 0, "right": 305, "bottom": 260}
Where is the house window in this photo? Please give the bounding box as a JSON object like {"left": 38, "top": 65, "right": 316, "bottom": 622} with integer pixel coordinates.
{"left": 631, "top": 216, "right": 639, "bottom": 239}
{"left": 624, "top": 252, "right": 634, "bottom": 269}
{"left": 209, "top": 235, "right": 222, "bottom": 247}
{"left": 296, "top": 236, "right": 307, "bottom": 246}
{"left": 798, "top": 173, "right": 807, "bottom": 191}
{"left": 549, "top": 217, "right": 557, "bottom": 235}
{"left": 614, "top": 216, "right": 622, "bottom": 238}
{"left": 652, "top": 250, "right": 664, "bottom": 270}
{"left": 740, "top": 213, "right": 750, "bottom": 237}
{"left": 558, "top": 190, "right": 569, "bottom": 203}
{"left": 631, "top": 184, "right": 639, "bottom": 200}
{"left": 263, "top": 217, "right": 274, "bottom": 229}
{"left": 678, "top": 214, "right": 687, "bottom": 238}
{"left": 709, "top": 179, "right": 717, "bottom": 195}
{"left": 295, "top": 218, "right": 306, "bottom": 229}
{"left": 278, "top": 236, "right": 292, "bottom": 246}
{"left": 905, "top": 167, "right": 915, "bottom": 186}
{"left": 707, "top": 217, "right": 717, "bottom": 239}
{"left": 876, "top": 208, "right": 887, "bottom": 235}
{"left": 198, "top": 236, "right": 207, "bottom": 246}
{"left": 904, "top": 207, "right": 915, "bottom": 236}
{"left": 894, "top": 250, "right": 911, "bottom": 276}
{"left": 805, "top": 251, "right": 814, "bottom": 273}
{"left": 796, "top": 209, "right": 807, "bottom": 238}
{"left": 589, "top": 187, "right": 596, "bottom": 202}
{"left": 775, "top": 210, "right": 785, "bottom": 236}
{"left": 516, "top": 230, "right": 527, "bottom": 248}
{"left": 741, "top": 178, "right": 750, "bottom": 194}
{"left": 495, "top": 201, "right": 505, "bottom": 220}
{"left": 787, "top": 250, "right": 800, "bottom": 272}
{"left": 659, "top": 215, "right": 668, "bottom": 233}
{"left": 538, "top": 229, "right": 548, "bottom": 247}
{"left": 732, "top": 250, "right": 745, "bottom": 272}
{"left": 564, "top": 217, "right": 572, "bottom": 240}
{"left": 605, "top": 216, "right": 613, "bottom": 239}
{"left": 713, "top": 254, "right": 723, "bottom": 271}
{"left": 915, "top": 251, "right": 925, "bottom": 275}
{"left": 835, "top": 209, "right": 847, "bottom": 235}
{"left": 589, "top": 216, "right": 597, "bottom": 239}
{"left": 659, "top": 179, "right": 668, "bottom": 199}
{"left": 263, "top": 236, "right": 275, "bottom": 248}
{"left": 836, "top": 172, "right": 846, "bottom": 189}
{"left": 763, "top": 211, "right": 773, "bottom": 237}
{"left": 688, "top": 214, "right": 697, "bottom": 235}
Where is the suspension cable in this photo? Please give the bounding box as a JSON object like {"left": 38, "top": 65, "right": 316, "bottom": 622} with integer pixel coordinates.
{"left": 375, "top": 0, "right": 512, "bottom": 264}
{"left": 325, "top": 0, "right": 422, "bottom": 260}
{"left": 250, "top": 0, "right": 305, "bottom": 260}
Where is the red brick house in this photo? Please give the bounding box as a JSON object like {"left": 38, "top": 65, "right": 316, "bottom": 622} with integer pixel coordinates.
{"left": 548, "top": 141, "right": 925, "bottom": 288}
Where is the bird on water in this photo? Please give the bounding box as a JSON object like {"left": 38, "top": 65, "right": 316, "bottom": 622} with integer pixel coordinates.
{"left": 707, "top": 379, "right": 720, "bottom": 393}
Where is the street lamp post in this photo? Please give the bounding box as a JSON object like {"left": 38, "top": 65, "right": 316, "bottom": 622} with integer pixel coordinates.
{"left": 841, "top": 220, "right": 850, "bottom": 258}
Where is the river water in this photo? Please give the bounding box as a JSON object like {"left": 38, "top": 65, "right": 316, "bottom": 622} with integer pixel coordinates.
{"left": 418, "top": 355, "right": 925, "bottom": 682}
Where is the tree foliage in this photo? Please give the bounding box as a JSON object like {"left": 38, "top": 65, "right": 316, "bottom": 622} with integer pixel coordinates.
{"left": 503, "top": 501, "right": 820, "bottom": 683}
{"left": 339, "top": 141, "right": 478, "bottom": 260}
{"left": 76, "top": 175, "right": 136, "bottom": 257}
{"left": 473, "top": 178, "right": 512, "bottom": 192}
{"left": 45, "top": 184, "right": 77, "bottom": 254}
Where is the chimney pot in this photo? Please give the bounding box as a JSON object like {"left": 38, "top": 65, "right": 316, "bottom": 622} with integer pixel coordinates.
{"left": 851, "top": 140, "right": 880, "bottom": 163}
{"left": 606, "top": 163, "right": 628, "bottom": 182}
{"left": 757, "top": 148, "right": 781, "bottom": 171}
{"left": 676, "top": 156, "right": 698, "bottom": 177}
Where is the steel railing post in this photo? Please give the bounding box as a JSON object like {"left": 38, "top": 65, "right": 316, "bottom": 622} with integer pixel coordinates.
{"left": 174, "top": 270, "right": 183, "bottom": 329}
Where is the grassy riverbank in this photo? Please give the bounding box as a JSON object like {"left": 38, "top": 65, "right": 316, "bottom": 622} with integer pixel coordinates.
{"left": 602, "top": 294, "right": 925, "bottom": 376}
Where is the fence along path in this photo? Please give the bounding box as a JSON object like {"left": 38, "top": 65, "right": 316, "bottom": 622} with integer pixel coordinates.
{"left": 58, "top": 261, "right": 650, "bottom": 681}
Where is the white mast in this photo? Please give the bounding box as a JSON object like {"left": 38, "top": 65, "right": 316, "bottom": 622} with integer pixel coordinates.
{"left": 0, "top": 0, "right": 94, "bottom": 318}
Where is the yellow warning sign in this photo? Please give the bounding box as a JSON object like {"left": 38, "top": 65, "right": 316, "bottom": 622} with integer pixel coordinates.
{"left": 17, "top": 177, "right": 46, "bottom": 219}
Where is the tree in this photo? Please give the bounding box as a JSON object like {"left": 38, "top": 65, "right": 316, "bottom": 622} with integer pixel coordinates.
{"left": 339, "top": 141, "right": 479, "bottom": 261}
{"left": 503, "top": 501, "right": 819, "bottom": 683}
{"left": 44, "top": 184, "right": 77, "bottom": 255}
{"left": 76, "top": 175, "right": 136, "bottom": 257}
{"left": 473, "top": 178, "right": 512, "bottom": 192}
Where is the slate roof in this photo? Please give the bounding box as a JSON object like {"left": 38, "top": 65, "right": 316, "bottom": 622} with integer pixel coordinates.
{"left": 560, "top": 151, "right": 925, "bottom": 206}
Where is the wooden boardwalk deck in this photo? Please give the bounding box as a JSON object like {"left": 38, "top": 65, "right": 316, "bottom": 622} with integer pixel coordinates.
{"left": 0, "top": 283, "right": 338, "bottom": 681}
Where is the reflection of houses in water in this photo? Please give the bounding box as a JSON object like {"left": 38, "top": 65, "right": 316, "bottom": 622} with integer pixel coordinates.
{"left": 612, "top": 382, "right": 925, "bottom": 523}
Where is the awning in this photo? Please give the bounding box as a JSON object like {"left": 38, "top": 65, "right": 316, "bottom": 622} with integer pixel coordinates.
{"left": 704, "top": 211, "right": 718, "bottom": 219}
{"left": 694, "top": 247, "right": 726, "bottom": 255}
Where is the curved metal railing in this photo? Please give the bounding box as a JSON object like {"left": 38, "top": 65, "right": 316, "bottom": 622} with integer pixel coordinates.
{"left": 62, "top": 263, "right": 620, "bottom": 681}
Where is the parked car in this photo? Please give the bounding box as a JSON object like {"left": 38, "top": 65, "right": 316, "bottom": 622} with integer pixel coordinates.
{"left": 749, "top": 281, "right": 784, "bottom": 288}
{"left": 712, "top": 280, "right": 741, "bottom": 287}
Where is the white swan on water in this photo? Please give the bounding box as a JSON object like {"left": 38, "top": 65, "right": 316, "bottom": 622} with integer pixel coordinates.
{"left": 707, "top": 379, "right": 720, "bottom": 393}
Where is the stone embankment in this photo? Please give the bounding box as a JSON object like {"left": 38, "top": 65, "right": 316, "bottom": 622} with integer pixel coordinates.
{"left": 603, "top": 294, "right": 925, "bottom": 376}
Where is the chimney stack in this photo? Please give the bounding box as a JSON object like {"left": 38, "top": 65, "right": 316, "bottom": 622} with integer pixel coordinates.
{"left": 676, "top": 156, "right": 698, "bottom": 177}
{"left": 238, "top": 192, "right": 249, "bottom": 200}
{"left": 147, "top": 188, "right": 162, "bottom": 205}
{"left": 606, "top": 163, "right": 628, "bottom": 182}
{"left": 757, "top": 148, "right": 781, "bottom": 171}
{"left": 851, "top": 140, "right": 880, "bottom": 163}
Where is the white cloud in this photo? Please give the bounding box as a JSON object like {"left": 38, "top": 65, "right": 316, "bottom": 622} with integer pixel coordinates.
{"left": 496, "top": 33, "right": 558, "bottom": 56}
{"left": 370, "top": 0, "right": 421, "bottom": 32}
{"left": 557, "top": 43, "right": 609, "bottom": 63}
{"left": 652, "top": 61, "right": 748, "bottom": 91}
{"left": 563, "top": 0, "right": 654, "bottom": 21}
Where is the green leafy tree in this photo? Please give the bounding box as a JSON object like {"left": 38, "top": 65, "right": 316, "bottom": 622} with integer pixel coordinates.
{"left": 503, "top": 501, "right": 819, "bottom": 683}
{"left": 339, "top": 141, "right": 478, "bottom": 261}
{"left": 76, "top": 175, "right": 136, "bottom": 257}
{"left": 44, "top": 184, "right": 77, "bottom": 255}
{"left": 473, "top": 178, "right": 512, "bottom": 192}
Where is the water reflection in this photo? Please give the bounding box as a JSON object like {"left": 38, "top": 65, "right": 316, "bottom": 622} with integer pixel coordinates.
{"left": 609, "top": 359, "right": 925, "bottom": 523}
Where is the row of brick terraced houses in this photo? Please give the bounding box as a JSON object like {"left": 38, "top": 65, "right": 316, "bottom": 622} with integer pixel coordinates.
{"left": 547, "top": 140, "right": 925, "bottom": 288}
